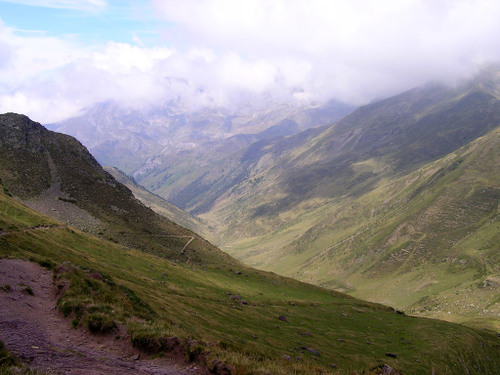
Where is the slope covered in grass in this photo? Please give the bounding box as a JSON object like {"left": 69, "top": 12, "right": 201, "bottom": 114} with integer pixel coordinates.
{"left": 220, "top": 125, "right": 500, "bottom": 330}
{"left": 187, "top": 69, "right": 500, "bottom": 329}
{"left": 104, "top": 165, "right": 214, "bottom": 240}
{"left": 0, "top": 187, "right": 499, "bottom": 374}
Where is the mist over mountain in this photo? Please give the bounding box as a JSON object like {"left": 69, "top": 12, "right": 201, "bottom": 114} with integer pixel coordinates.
{"left": 3, "top": 1, "right": 500, "bottom": 373}
{"left": 48, "top": 99, "right": 354, "bottom": 175}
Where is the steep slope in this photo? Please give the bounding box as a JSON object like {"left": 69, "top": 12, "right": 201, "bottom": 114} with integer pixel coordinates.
{"left": 234, "top": 126, "right": 500, "bottom": 329}
{"left": 0, "top": 113, "right": 232, "bottom": 266}
{"left": 104, "top": 165, "right": 214, "bottom": 239}
{"left": 196, "top": 69, "right": 500, "bottom": 233}
{"left": 1, "top": 164, "right": 499, "bottom": 374}
{"left": 176, "top": 68, "right": 500, "bottom": 328}
{"left": 130, "top": 100, "right": 354, "bottom": 206}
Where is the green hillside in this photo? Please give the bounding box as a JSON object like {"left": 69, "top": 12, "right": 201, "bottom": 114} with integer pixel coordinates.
{"left": 103, "top": 165, "right": 214, "bottom": 239}
{"left": 225, "top": 126, "right": 500, "bottom": 330}
{"left": 1, "top": 172, "right": 500, "bottom": 374}
{"left": 198, "top": 69, "right": 500, "bottom": 237}
{"left": 177, "top": 69, "right": 500, "bottom": 329}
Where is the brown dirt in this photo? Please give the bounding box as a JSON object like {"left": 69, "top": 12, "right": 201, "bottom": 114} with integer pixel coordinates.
{"left": 0, "top": 258, "right": 201, "bottom": 375}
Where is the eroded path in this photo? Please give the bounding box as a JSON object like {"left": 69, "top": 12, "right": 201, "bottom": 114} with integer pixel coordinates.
{"left": 0, "top": 259, "right": 198, "bottom": 375}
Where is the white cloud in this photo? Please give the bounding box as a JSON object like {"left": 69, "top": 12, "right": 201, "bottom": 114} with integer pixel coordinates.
{"left": 152, "top": 0, "right": 500, "bottom": 102}
{"left": 1, "top": 1, "right": 500, "bottom": 123}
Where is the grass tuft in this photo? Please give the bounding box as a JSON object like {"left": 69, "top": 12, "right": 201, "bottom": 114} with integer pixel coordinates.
{"left": 83, "top": 313, "right": 116, "bottom": 334}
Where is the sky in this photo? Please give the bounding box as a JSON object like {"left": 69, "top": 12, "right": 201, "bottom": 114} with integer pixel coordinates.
{"left": 1, "top": 0, "right": 500, "bottom": 123}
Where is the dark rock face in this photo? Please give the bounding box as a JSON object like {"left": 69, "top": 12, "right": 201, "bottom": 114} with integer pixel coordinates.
{"left": 0, "top": 113, "right": 47, "bottom": 152}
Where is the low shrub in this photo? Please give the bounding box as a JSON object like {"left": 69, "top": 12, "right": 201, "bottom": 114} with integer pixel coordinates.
{"left": 83, "top": 313, "right": 116, "bottom": 334}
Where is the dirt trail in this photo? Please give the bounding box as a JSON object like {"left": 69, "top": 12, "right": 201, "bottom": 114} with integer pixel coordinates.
{"left": 0, "top": 259, "right": 199, "bottom": 375}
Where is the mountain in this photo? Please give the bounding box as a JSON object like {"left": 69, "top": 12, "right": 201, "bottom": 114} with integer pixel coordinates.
{"left": 161, "top": 68, "right": 500, "bottom": 329}
{"left": 175, "top": 69, "right": 500, "bottom": 216}
{"left": 237, "top": 125, "right": 500, "bottom": 329}
{"left": 1, "top": 112, "right": 500, "bottom": 374}
{"left": 0, "top": 112, "right": 232, "bottom": 266}
{"left": 48, "top": 99, "right": 354, "bottom": 176}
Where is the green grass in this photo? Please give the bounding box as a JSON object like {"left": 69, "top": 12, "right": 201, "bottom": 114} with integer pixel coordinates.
{"left": 1, "top": 189, "right": 499, "bottom": 374}
{"left": 214, "top": 128, "right": 500, "bottom": 331}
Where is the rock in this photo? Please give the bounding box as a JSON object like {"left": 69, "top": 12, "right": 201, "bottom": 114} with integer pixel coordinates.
{"left": 337, "top": 338, "right": 346, "bottom": 342}
{"left": 305, "top": 347, "right": 320, "bottom": 356}
{"left": 278, "top": 315, "right": 288, "bottom": 322}
{"left": 385, "top": 352, "right": 397, "bottom": 358}
{"left": 330, "top": 363, "right": 337, "bottom": 368}
{"left": 283, "top": 354, "right": 292, "bottom": 361}
{"left": 299, "top": 332, "right": 312, "bottom": 336}
{"left": 381, "top": 364, "right": 401, "bottom": 374}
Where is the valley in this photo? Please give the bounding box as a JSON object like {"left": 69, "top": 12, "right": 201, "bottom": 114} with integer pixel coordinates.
{"left": 99, "top": 68, "right": 500, "bottom": 330}
{"left": 3, "top": 2, "right": 500, "bottom": 374}
{"left": 1, "top": 112, "right": 499, "bottom": 374}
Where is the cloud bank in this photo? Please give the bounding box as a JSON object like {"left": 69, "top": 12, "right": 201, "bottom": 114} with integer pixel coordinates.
{"left": 1, "top": 0, "right": 500, "bottom": 122}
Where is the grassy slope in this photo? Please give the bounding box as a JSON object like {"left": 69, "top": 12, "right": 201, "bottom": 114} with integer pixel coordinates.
{"left": 201, "top": 73, "right": 500, "bottom": 244}
{"left": 188, "top": 70, "right": 500, "bottom": 330}
{"left": 219, "top": 126, "right": 500, "bottom": 330}
{"left": 103, "top": 165, "right": 215, "bottom": 239}
{"left": 0, "top": 188, "right": 499, "bottom": 374}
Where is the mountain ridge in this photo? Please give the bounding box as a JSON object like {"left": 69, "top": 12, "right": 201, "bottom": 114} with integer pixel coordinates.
{"left": 0, "top": 112, "right": 233, "bottom": 266}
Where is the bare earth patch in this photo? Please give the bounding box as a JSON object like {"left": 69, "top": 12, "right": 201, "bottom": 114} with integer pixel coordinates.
{"left": 0, "top": 259, "right": 199, "bottom": 375}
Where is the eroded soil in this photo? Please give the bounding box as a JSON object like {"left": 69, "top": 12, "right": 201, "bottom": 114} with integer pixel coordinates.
{"left": 0, "top": 259, "right": 200, "bottom": 375}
